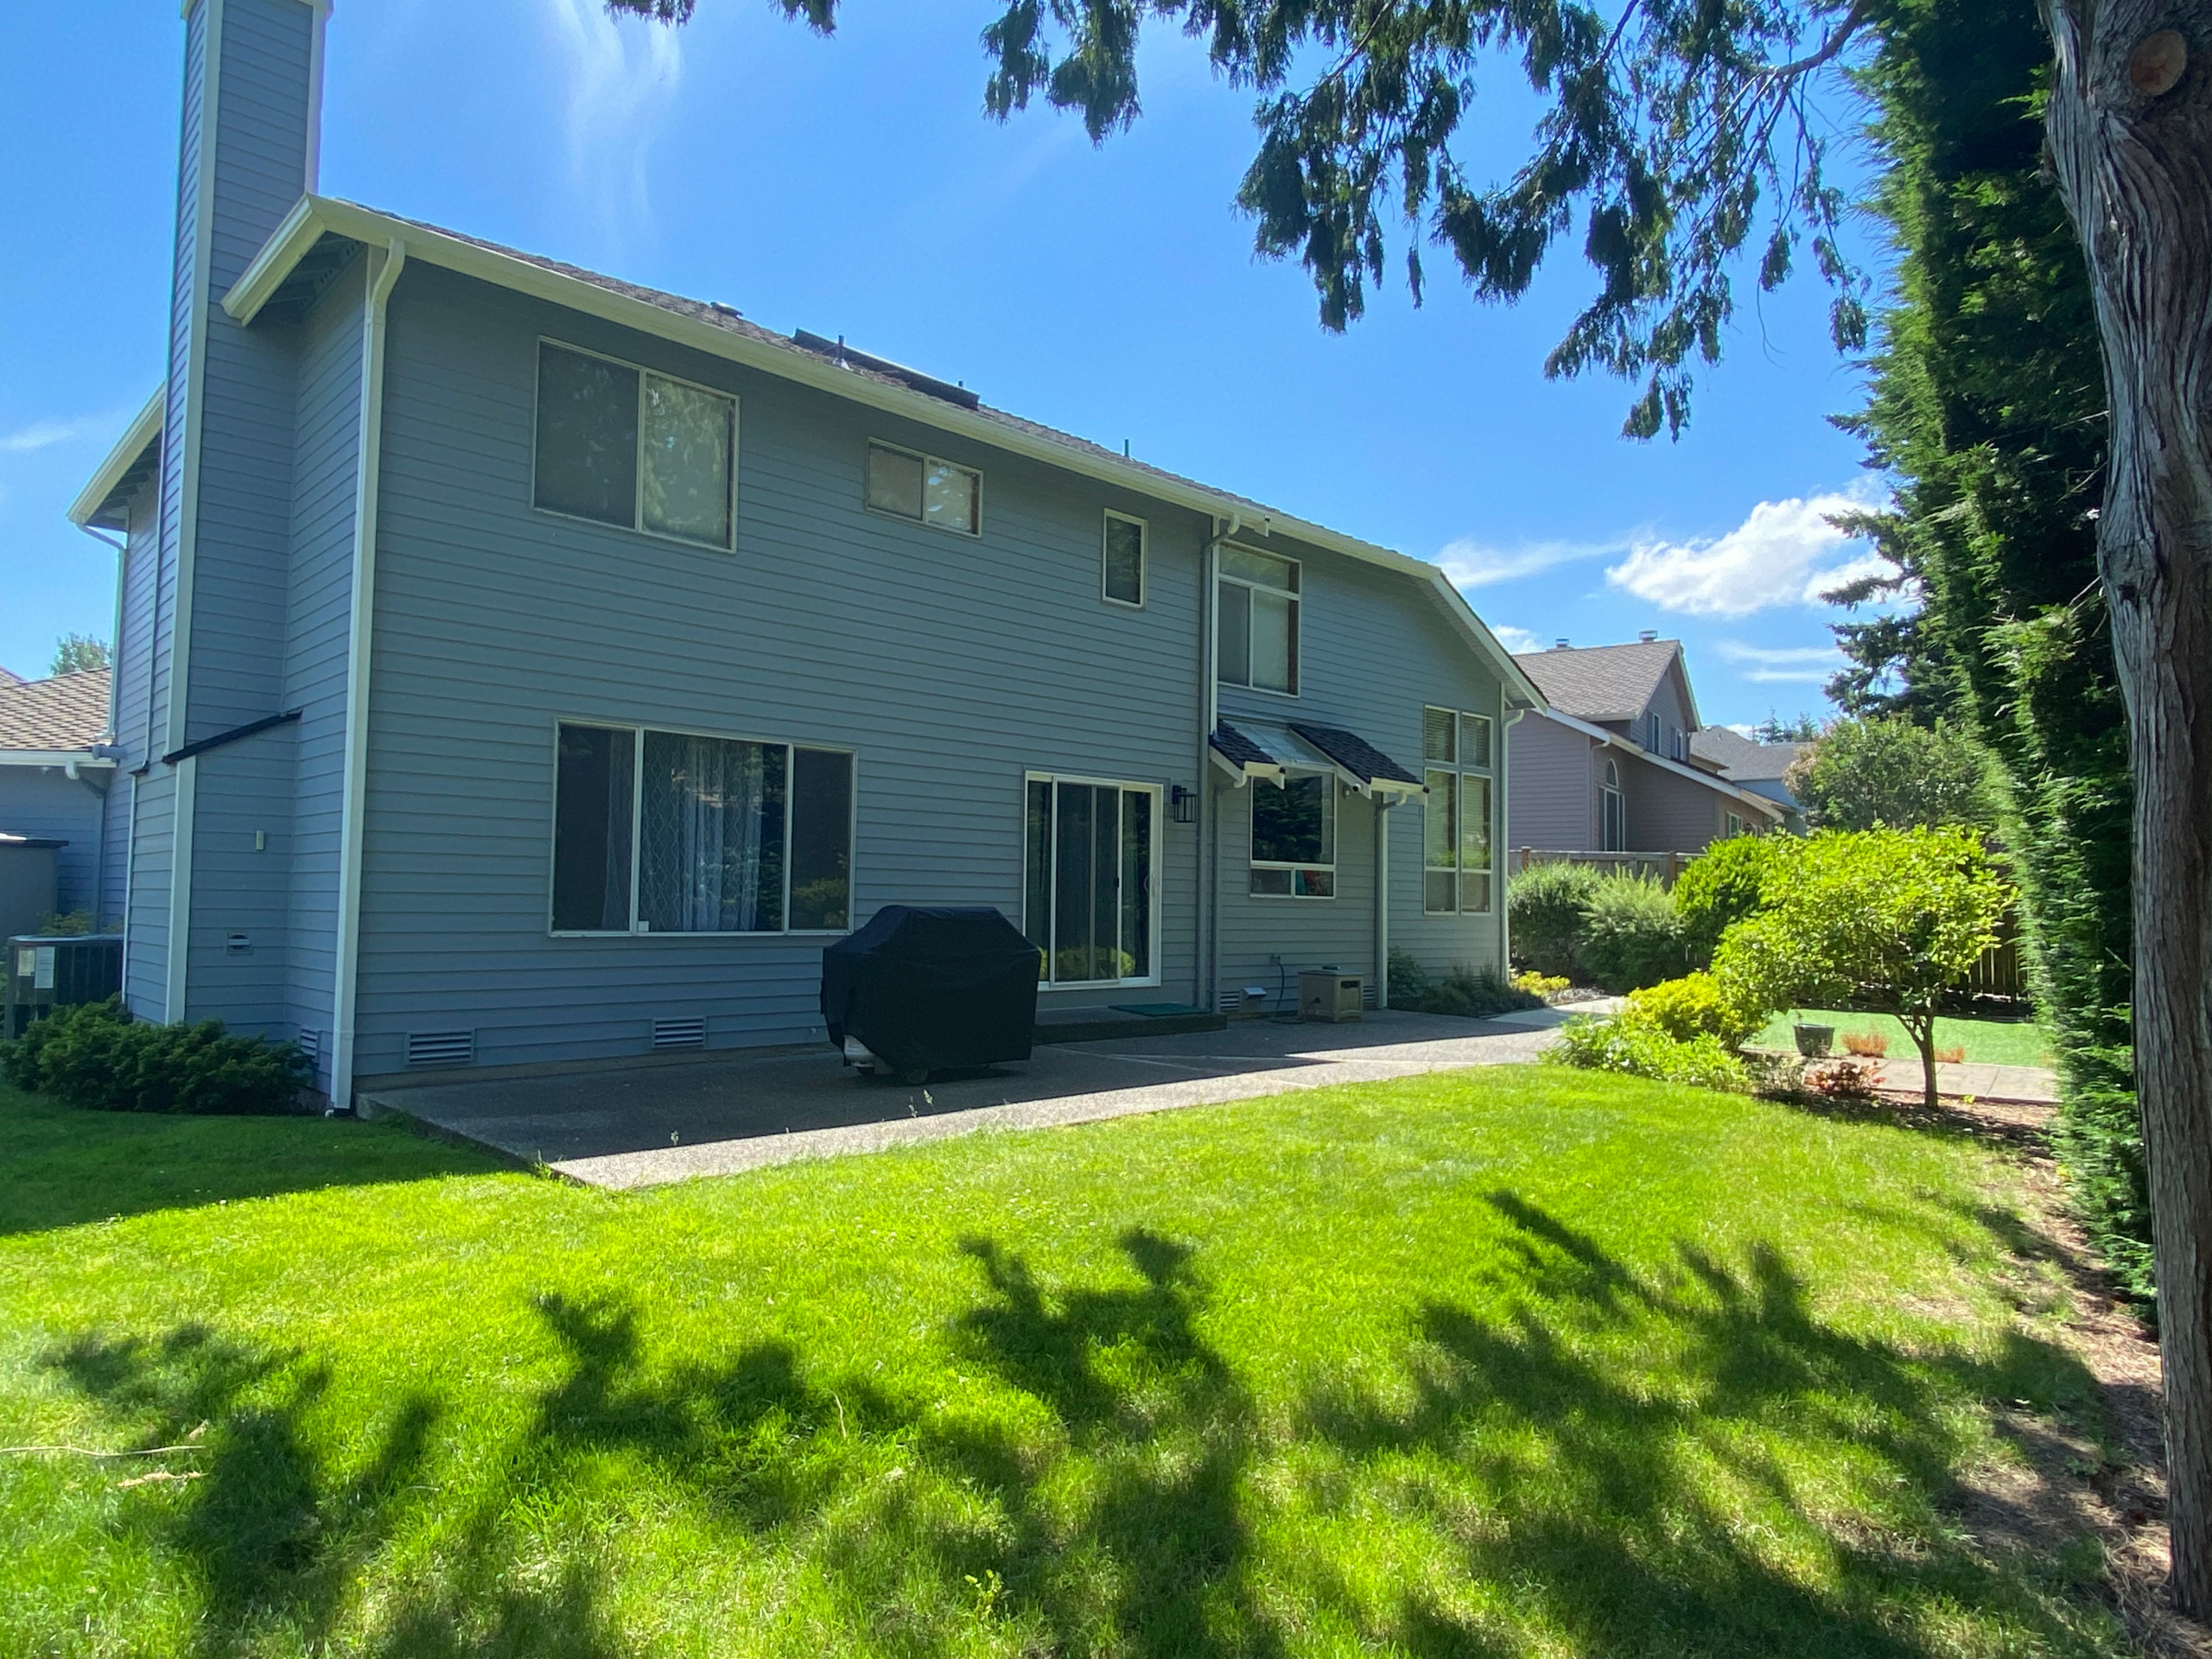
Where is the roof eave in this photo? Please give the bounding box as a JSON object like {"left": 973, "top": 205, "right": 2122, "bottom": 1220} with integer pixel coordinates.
{"left": 66, "top": 390, "right": 165, "bottom": 530}
{"left": 1538, "top": 708, "right": 1785, "bottom": 817}
{"left": 225, "top": 195, "right": 1547, "bottom": 701}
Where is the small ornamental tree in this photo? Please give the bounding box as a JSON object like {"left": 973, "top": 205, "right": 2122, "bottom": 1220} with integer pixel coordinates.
{"left": 1713, "top": 828, "right": 2011, "bottom": 1110}
{"left": 1784, "top": 717, "right": 1999, "bottom": 832}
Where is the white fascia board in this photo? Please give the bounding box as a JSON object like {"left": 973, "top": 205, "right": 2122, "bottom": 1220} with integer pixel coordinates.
{"left": 226, "top": 195, "right": 1548, "bottom": 700}
{"left": 0, "top": 751, "right": 118, "bottom": 769}
{"left": 1540, "top": 708, "right": 1785, "bottom": 819}
{"left": 66, "top": 390, "right": 165, "bottom": 529}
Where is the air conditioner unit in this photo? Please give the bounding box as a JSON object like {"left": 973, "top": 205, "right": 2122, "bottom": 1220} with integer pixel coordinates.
{"left": 1299, "top": 971, "right": 1365, "bottom": 1023}
{"left": 4, "top": 933, "right": 123, "bottom": 1040}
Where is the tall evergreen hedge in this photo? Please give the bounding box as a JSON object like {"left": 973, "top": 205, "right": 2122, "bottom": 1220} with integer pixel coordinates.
{"left": 1834, "top": 0, "right": 2145, "bottom": 1299}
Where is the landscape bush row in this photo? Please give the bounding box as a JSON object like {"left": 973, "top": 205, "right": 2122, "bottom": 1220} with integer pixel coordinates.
{"left": 0, "top": 997, "right": 308, "bottom": 1115}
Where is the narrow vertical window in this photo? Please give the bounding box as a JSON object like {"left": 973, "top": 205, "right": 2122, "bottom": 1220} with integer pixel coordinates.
{"left": 1460, "top": 774, "right": 1492, "bottom": 913}
{"left": 1423, "top": 704, "right": 1494, "bottom": 914}
{"left": 1423, "top": 766, "right": 1458, "bottom": 913}
{"left": 1217, "top": 547, "right": 1299, "bottom": 694}
{"left": 1103, "top": 512, "right": 1145, "bottom": 606}
{"left": 552, "top": 724, "right": 636, "bottom": 931}
{"left": 789, "top": 748, "right": 855, "bottom": 930}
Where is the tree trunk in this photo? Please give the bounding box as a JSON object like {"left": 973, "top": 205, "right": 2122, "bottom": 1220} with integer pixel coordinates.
{"left": 2041, "top": 0, "right": 2212, "bottom": 1614}
{"left": 1904, "top": 1012, "right": 1939, "bottom": 1113}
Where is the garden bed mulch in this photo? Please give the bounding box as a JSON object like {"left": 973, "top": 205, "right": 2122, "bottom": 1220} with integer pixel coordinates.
{"left": 1783, "top": 1087, "right": 2207, "bottom": 1656}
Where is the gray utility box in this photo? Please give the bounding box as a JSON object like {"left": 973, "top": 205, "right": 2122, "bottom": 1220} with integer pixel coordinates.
{"left": 1300, "top": 971, "right": 1366, "bottom": 1023}
{"left": 5, "top": 935, "right": 124, "bottom": 1040}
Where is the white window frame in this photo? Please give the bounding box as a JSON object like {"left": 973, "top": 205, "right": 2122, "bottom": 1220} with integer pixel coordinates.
{"left": 1601, "top": 759, "right": 1625, "bottom": 852}
{"left": 1249, "top": 768, "right": 1336, "bottom": 899}
{"left": 1216, "top": 544, "right": 1301, "bottom": 698}
{"left": 1021, "top": 770, "right": 1164, "bottom": 988}
{"left": 1421, "top": 704, "right": 1496, "bottom": 915}
{"left": 863, "top": 439, "right": 983, "bottom": 537}
{"left": 1726, "top": 811, "right": 1747, "bottom": 838}
{"left": 1102, "top": 509, "right": 1147, "bottom": 608}
{"left": 530, "top": 338, "right": 739, "bottom": 553}
{"left": 546, "top": 717, "right": 857, "bottom": 938}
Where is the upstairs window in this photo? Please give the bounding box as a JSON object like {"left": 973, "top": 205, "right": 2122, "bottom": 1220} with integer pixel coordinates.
{"left": 1250, "top": 772, "right": 1334, "bottom": 897}
{"left": 552, "top": 721, "right": 853, "bottom": 935}
{"left": 1421, "top": 705, "right": 1494, "bottom": 914}
{"left": 866, "top": 442, "right": 981, "bottom": 536}
{"left": 1103, "top": 511, "right": 1145, "bottom": 607}
{"left": 1218, "top": 546, "right": 1299, "bottom": 695}
{"left": 534, "top": 341, "right": 734, "bottom": 550}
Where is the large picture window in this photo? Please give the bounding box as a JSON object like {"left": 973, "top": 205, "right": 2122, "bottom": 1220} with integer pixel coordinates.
{"left": 1250, "top": 772, "right": 1335, "bottom": 898}
{"left": 1023, "top": 776, "right": 1157, "bottom": 985}
{"left": 552, "top": 721, "right": 852, "bottom": 935}
{"left": 534, "top": 342, "right": 735, "bottom": 550}
{"left": 1422, "top": 705, "right": 1494, "bottom": 914}
{"left": 1217, "top": 546, "right": 1299, "bottom": 695}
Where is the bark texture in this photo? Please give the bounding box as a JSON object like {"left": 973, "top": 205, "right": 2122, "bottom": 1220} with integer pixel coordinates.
{"left": 2041, "top": 0, "right": 2212, "bottom": 1613}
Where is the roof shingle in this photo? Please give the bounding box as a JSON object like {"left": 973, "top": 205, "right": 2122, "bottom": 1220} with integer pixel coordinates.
{"left": 0, "top": 670, "right": 111, "bottom": 752}
{"left": 1512, "top": 641, "right": 1681, "bottom": 722}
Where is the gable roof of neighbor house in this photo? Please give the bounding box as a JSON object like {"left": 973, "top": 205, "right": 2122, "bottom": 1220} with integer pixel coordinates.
{"left": 1690, "top": 724, "right": 1806, "bottom": 783}
{"left": 0, "top": 669, "right": 111, "bottom": 753}
{"left": 203, "top": 194, "right": 1546, "bottom": 713}
{"left": 1512, "top": 639, "right": 1696, "bottom": 727}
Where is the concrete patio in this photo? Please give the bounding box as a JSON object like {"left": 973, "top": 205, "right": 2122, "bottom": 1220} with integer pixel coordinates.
{"left": 359, "top": 1005, "right": 1604, "bottom": 1190}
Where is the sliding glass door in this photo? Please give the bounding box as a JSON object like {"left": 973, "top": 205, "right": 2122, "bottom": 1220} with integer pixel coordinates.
{"left": 1023, "top": 776, "right": 1157, "bottom": 986}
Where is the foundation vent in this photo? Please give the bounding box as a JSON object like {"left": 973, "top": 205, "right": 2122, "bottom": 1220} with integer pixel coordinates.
{"left": 296, "top": 1027, "right": 321, "bottom": 1065}
{"left": 406, "top": 1029, "right": 475, "bottom": 1069}
{"left": 652, "top": 1016, "right": 707, "bottom": 1051}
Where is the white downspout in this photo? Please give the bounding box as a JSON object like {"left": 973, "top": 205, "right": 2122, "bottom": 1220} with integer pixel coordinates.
{"left": 1374, "top": 795, "right": 1393, "bottom": 1008}
{"left": 1199, "top": 513, "right": 1239, "bottom": 1013}
{"left": 329, "top": 238, "right": 406, "bottom": 1107}
{"left": 79, "top": 524, "right": 130, "bottom": 928}
{"left": 1502, "top": 703, "right": 1528, "bottom": 969}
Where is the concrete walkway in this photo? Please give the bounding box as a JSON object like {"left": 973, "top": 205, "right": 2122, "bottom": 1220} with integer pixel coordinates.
{"left": 362, "top": 1004, "right": 1617, "bottom": 1191}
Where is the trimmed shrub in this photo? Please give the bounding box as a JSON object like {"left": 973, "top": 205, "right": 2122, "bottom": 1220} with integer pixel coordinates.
{"left": 1623, "top": 972, "right": 1764, "bottom": 1049}
{"left": 1674, "top": 834, "right": 1796, "bottom": 965}
{"left": 1545, "top": 1012, "right": 1750, "bottom": 1092}
{"left": 1388, "top": 950, "right": 1541, "bottom": 1018}
{"left": 1512, "top": 969, "right": 1570, "bottom": 999}
{"left": 0, "top": 997, "right": 308, "bottom": 1115}
{"left": 1575, "top": 874, "right": 1688, "bottom": 994}
{"left": 1507, "top": 861, "right": 1601, "bottom": 977}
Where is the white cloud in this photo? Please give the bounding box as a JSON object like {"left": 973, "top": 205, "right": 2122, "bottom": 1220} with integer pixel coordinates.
{"left": 0, "top": 416, "right": 112, "bottom": 454}
{"left": 1436, "top": 536, "right": 1614, "bottom": 590}
{"left": 1487, "top": 623, "right": 1548, "bottom": 655}
{"left": 1715, "top": 640, "right": 1845, "bottom": 684}
{"left": 541, "top": 0, "right": 684, "bottom": 249}
{"left": 1605, "top": 491, "right": 1881, "bottom": 618}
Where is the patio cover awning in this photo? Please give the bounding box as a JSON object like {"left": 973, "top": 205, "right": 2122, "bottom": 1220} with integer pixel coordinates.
{"left": 1210, "top": 720, "right": 1425, "bottom": 798}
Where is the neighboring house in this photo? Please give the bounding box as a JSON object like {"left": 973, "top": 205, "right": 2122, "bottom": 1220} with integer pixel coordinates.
{"left": 67, "top": 0, "right": 1545, "bottom": 1105}
{"left": 1507, "top": 638, "right": 1784, "bottom": 860}
{"left": 1688, "top": 725, "right": 1808, "bottom": 833}
{"left": 0, "top": 667, "right": 118, "bottom": 923}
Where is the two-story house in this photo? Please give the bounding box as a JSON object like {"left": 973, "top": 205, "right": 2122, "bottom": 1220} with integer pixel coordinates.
{"left": 1506, "top": 637, "right": 1783, "bottom": 862}
{"left": 67, "top": 0, "right": 1544, "bottom": 1106}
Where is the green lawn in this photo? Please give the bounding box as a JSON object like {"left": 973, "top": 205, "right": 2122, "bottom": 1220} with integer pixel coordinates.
{"left": 0, "top": 1071, "right": 2130, "bottom": 1657}
{"left": 1754, "top": 1008, "right": 2056, "bottom": 1069}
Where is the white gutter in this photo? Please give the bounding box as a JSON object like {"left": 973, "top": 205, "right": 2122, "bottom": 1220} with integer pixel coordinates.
{"left": 224, "top": 196, "right": 1548, "bottom": 714}
{"left": 1499, "top": 702, "right": 1529, "bottom": 969}
{"left": 329, "top": 237, "right": 406, "bottom": 1106}
{"left": 0, "top": 751, "right": 119, "bottom": 771}
{"left": 1374, "top": 796, "right": 1395, "bottom": 1008}
{"left": 1198, "top": 514, "right": 1239, "bottom": 1016}
{"left": 1536, "top": 706, "right": 1786, "bottom": 821}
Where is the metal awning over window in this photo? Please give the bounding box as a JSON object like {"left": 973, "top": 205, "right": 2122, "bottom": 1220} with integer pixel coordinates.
{"left": 1211, "top": 720, "right": 1424, "bottom": 798}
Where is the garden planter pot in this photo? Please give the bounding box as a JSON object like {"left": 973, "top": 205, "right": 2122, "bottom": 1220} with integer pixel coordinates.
{"left": 1794, "top": 1022, "right": 1835, "bottom": 1058}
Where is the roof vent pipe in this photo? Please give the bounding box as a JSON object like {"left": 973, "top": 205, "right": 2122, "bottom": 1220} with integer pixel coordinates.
{"left": 1554, "top": 638, "right": 1570, "bottom": 649}
{"left": 1639, "top": 629, "right": 1659, "bottom": 642}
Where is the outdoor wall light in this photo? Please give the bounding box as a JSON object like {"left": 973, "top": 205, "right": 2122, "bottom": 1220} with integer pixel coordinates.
{"left": 1170, "top": 785, "right": 1196, "bottom": 823}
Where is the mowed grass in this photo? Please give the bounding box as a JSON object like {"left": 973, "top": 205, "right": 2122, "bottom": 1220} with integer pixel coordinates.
{"left": 0, "top": 1069, "right": 2130, "bottom": 1658}
{"left": 1755, "top": 1009, "right": 2056, "bottom": 1069}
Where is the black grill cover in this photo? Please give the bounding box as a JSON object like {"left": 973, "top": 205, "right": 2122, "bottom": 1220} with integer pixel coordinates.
{"left": 820, "top": 906, "right": 1039, "bottom": 1073}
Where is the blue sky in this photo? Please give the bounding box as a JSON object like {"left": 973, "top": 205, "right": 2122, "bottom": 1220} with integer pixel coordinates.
{"left": 0, "top": 0, "right": 1893, "bottom": 727}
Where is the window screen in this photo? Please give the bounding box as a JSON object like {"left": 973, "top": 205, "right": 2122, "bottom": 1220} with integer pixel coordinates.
{"left": 641, "top": 373, "right": 734, "bottom": 547}
{"left": 536, "top": 345, "right": 639, "bottom": 528}
{"left": 865, "top": 443, "right": 925, "bottom": 518}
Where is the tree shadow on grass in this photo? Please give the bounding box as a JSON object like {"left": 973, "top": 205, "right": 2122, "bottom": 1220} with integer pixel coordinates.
{"left": 1290, "top": 1191, "right": 2119, "bottom": 1656}
{"left": 37, "top": 1205, "right": 2123, "bottom": 1656}
{"left": 0, "top": 1084, "right": 503, "bottom": 1236}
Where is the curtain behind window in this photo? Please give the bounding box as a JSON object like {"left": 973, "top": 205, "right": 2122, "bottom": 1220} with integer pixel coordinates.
{"left": 639, "top": 733, "right": 785, "bottom": 931}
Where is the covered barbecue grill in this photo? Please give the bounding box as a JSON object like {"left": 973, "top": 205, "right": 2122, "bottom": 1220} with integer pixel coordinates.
{"left": 821, "top": 905, "right": 1039, "bottom": 1082}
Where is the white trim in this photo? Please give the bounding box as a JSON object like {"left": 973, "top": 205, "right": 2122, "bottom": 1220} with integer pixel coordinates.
{"left": 546, "top": 717, "right": 859, "bottom": 938}
{"left": 1216, "top": 543, "right": 1301, "bottom": 697}
{"left": 165, "top": 755, "right": 196, "bottom": 1023}
{"left": 302, "top": 0, "right": 327, "bottom": 194}
{"left": 220, "top": 196, "right": 1547, "bottom": 711}
{"left": 1535, "top": 705, "right": 1786, "bottom": 820}
{"left": 1022, "top": 770, "right": 1166, "bottom": 990}
{"left": 1247, "top": 767, "right": 1336, "bottom": 899}
{"left": 66, "top": 392, "right": 165, "bottom": 529}
{"left": 531, "top": 337, "right": 740, "bottom": 554}
{"left": 330, "top": 238, "right": 406, "bottom": 1100}
{"left": 0, "top": 752, "right": 118, "bottom": 771}
{"left": 862, "top": 439, "right": 982, "bottom": 537}
{"left": 1101, "top": 509, "right": 1146, "bottom": 608}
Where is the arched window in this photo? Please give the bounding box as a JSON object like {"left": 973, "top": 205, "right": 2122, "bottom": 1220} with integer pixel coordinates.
{"left": 1600, "top": 760, "right": 1625, "bottom": 852}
